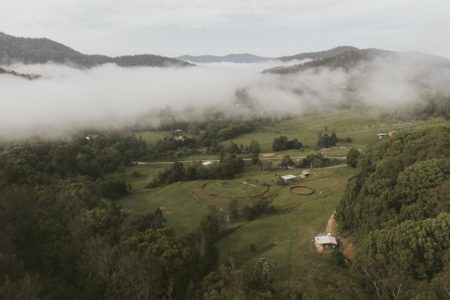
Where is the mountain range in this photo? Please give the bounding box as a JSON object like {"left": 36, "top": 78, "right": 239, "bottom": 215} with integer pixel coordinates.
{"left": 0, "top": 32, "right": 192, "bottom": 68}
{"left": 2, "top": 32, "right": 450, "bottom": 77}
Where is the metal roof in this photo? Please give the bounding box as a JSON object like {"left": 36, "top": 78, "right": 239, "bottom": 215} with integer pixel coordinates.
{"left": 315, "top": 235, "right": 337, "bottom": 245}
{"left": 281, "top": 175, "right": 297, "bottom": 180}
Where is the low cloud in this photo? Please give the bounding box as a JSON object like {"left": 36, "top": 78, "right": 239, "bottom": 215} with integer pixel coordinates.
{"left": 1, "top": 54, "right": 450, "bottom": 139}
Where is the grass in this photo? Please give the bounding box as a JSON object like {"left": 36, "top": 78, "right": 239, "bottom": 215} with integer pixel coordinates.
{"left": 134, "top": 130, "right": 170, "bottom": 144}
{"left": 116, "top": 184, "right": 208, "bottom": 236}
{"left": 228, "top": 111, "right": 449, "bottom": 153}
{"left": 202, "top": 180, "right": 268, "bottom": 198}
{"left": 217, "top": 166, "right": 356, "bottom": 291}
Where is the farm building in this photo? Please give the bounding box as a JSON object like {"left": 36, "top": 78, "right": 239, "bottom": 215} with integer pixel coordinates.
{"left": 314, "top": 234, "right": 338, "bottom": 250}
{"left": 280, "top": 174, "right": 298, "bottom": 184}
{"left": 376, "top": 133, "right": 388, "bottom": 139}
{"left": 299, "top": 170, "right": 310, "bottom": 178}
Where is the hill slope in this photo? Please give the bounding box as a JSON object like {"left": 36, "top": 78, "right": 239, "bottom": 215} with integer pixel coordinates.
{"left": 0, "top": 32, "right": 192, "bottom": 68}
{"left": 279, "top": 46, "right": 360, "bottom": 62}
{"left": 265, "top": 47, "right": 450, "bottom": 74}
{"left": 0, "top": 67, "right": 40, "bottom": 80}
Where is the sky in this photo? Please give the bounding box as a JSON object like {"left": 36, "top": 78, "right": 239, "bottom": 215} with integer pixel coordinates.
{"left": 1, "top": 0, "right": 450, "bottom": 58}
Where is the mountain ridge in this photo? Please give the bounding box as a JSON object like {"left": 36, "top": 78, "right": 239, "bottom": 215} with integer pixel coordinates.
{"left": 0, "top": 32, "right": 193, "bottom": 68}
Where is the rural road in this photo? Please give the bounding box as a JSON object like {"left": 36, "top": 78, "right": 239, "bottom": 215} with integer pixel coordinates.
{"left": 134, "top": 155, "right": 347, "bottom": 165}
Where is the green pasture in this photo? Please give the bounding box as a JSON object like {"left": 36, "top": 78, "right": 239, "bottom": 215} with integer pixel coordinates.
{"left": 202, "top": 180, "right": 268, "bottom": 198}
{"left": 227, "top": 111, "right": 448, "bottom": 152}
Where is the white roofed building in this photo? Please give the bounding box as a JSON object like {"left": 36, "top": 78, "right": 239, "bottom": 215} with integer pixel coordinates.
{"left": 280, "top": 174, "right": 298, "bottom": 184}
{"left": 314, "top": 234, "right": 338, "bottom": 250}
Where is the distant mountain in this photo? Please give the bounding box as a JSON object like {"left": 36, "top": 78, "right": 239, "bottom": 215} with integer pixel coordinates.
{"left": 279, "top": 46, "right": 360, "bottom": 62}
{"left": 0, "top": 67, "right": 40, "bottom": 80}
{"left": 0, "top": 32, "right": 192, "bottom": 68}
{"left": 264, "top": 47, "right": 450, "bottom": 74}
{"left": 265, "top": 48, "right": 392, "bottom": 74}
{"left": 178, "top": 53, "right": 273, "bottom": 63}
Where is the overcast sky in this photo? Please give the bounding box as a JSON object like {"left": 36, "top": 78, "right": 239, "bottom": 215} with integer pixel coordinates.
{"left": 1, "top": 0, "right": 449, "bottom": 58}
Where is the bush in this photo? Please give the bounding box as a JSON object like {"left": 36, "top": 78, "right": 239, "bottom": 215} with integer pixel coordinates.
{"left": 346, "top": 148, "right": 360, "bottom": 168}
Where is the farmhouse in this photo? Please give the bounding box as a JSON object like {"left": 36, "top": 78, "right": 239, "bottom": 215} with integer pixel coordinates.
{"left": 314, "top": 234, "right": 338, "bottom": 249}
{"left": 280, "top": 174, "right": 298, "bottom": 184}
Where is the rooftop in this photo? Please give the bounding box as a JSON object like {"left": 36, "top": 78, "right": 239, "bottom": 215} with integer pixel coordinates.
{"left": 281, "top": 174, "right": 297, "bottom": 181}
{"left": 315, "top": 235, "right": 338, "bottom": 245}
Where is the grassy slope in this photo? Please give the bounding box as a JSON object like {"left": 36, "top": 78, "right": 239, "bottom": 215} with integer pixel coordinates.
{"left": 229, "top": 111, "right": 448, "bottom": 155}
{"left": 111, "top": 163, "right": 208, "bottom": 235}
{"left": 217, "top": 166, "right": 356, "bottom": 291}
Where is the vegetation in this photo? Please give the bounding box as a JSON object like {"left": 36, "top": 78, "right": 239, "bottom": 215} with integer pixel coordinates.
{"left": 1, "top": 111, "right": 449, "bottom": 299}
{"left": 346, "top": 148, "right": 360, "bottom": 167}
{"left": 317, "top": 132, "right": 338, "bottom": 148}
{"left": 272, "top": 136, "right": 302, "bottom": 151}
{"left": 336, "top": 126, "right": 450, "bottom": 298}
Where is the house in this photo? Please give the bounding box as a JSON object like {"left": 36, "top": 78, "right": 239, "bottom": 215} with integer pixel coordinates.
{"left": 314, "top": 234, "right": 338, "bottom": 249}
{"left": 376, "top": 133, "right": 388, "bottom": 139}
{"left": 174, "top": 135, "right": 185, "bottom": 142}
{"left": 280, "top": 174, "right": 298, "bottom": 184}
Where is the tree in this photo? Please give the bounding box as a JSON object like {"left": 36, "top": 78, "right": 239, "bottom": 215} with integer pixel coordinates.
{"left": 317, "top": 132, "right": 338, "bottom": 148}
{"left": 280, "top": 155, "right": 294, "bottom": 169}
{"left": 346, "top": 148, "right": 360, "bottom": 168}
{"left": 247, "top": 257, "right": 276, "bottom": 293}
{"left": 228, "top": 199, "right": 239, "bottom": 221}
{"left": 272, "top": 136, "right": 289, "bottom": 151}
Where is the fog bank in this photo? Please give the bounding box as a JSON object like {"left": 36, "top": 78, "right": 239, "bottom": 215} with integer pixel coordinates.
{"left": 1, "top": 55, "right": 449, "bottom": 138}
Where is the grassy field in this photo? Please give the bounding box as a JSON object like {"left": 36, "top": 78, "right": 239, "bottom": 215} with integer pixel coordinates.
{"left": 216, "top": 166, "right": 356, "bottom": 290}
{"left": 134, "top": 130, "right": 171, "bottom": 144}
{"left": 115, "top": 183, "right": 208, "bottom": 236}
{"left": 203, "top": 180, "right": 268, "bottom": 198}
{"left": 228, "top": 111, "right": 449, "bottom": 154}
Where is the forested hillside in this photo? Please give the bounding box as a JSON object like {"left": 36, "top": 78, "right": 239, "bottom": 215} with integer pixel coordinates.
{"left": 0, "top": 32, "right": 191, "bottom": 68}
{"left": 336, "top": 126, "right": 450, "bottom": 299}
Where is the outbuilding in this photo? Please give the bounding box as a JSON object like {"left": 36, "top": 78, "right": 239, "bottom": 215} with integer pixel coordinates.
{"left": 376, "top": 133, "right": 388, "bottom": 139}
{"left": 314, "top": 234, "right": 338, "bottom": 249}
{"left": 280, "top": 174, "right": 298, "bottom": 184}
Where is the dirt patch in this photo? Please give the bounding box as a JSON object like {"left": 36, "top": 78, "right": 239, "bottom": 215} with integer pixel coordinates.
{"left": 340, "top": 234, "right": 355, "bottom": 260}
{"left": 326, "top": 215, "right": 338, "bottom": 236}
{"left": 290, "top": 185, "right": 315, "bottom": 195}
{"left": 260, "top": 152, "right": 276, "bottom": 158}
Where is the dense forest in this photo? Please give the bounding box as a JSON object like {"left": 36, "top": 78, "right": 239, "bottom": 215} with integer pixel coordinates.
{"left": 336, "top": 126, "right": 450, "bottom": 299}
